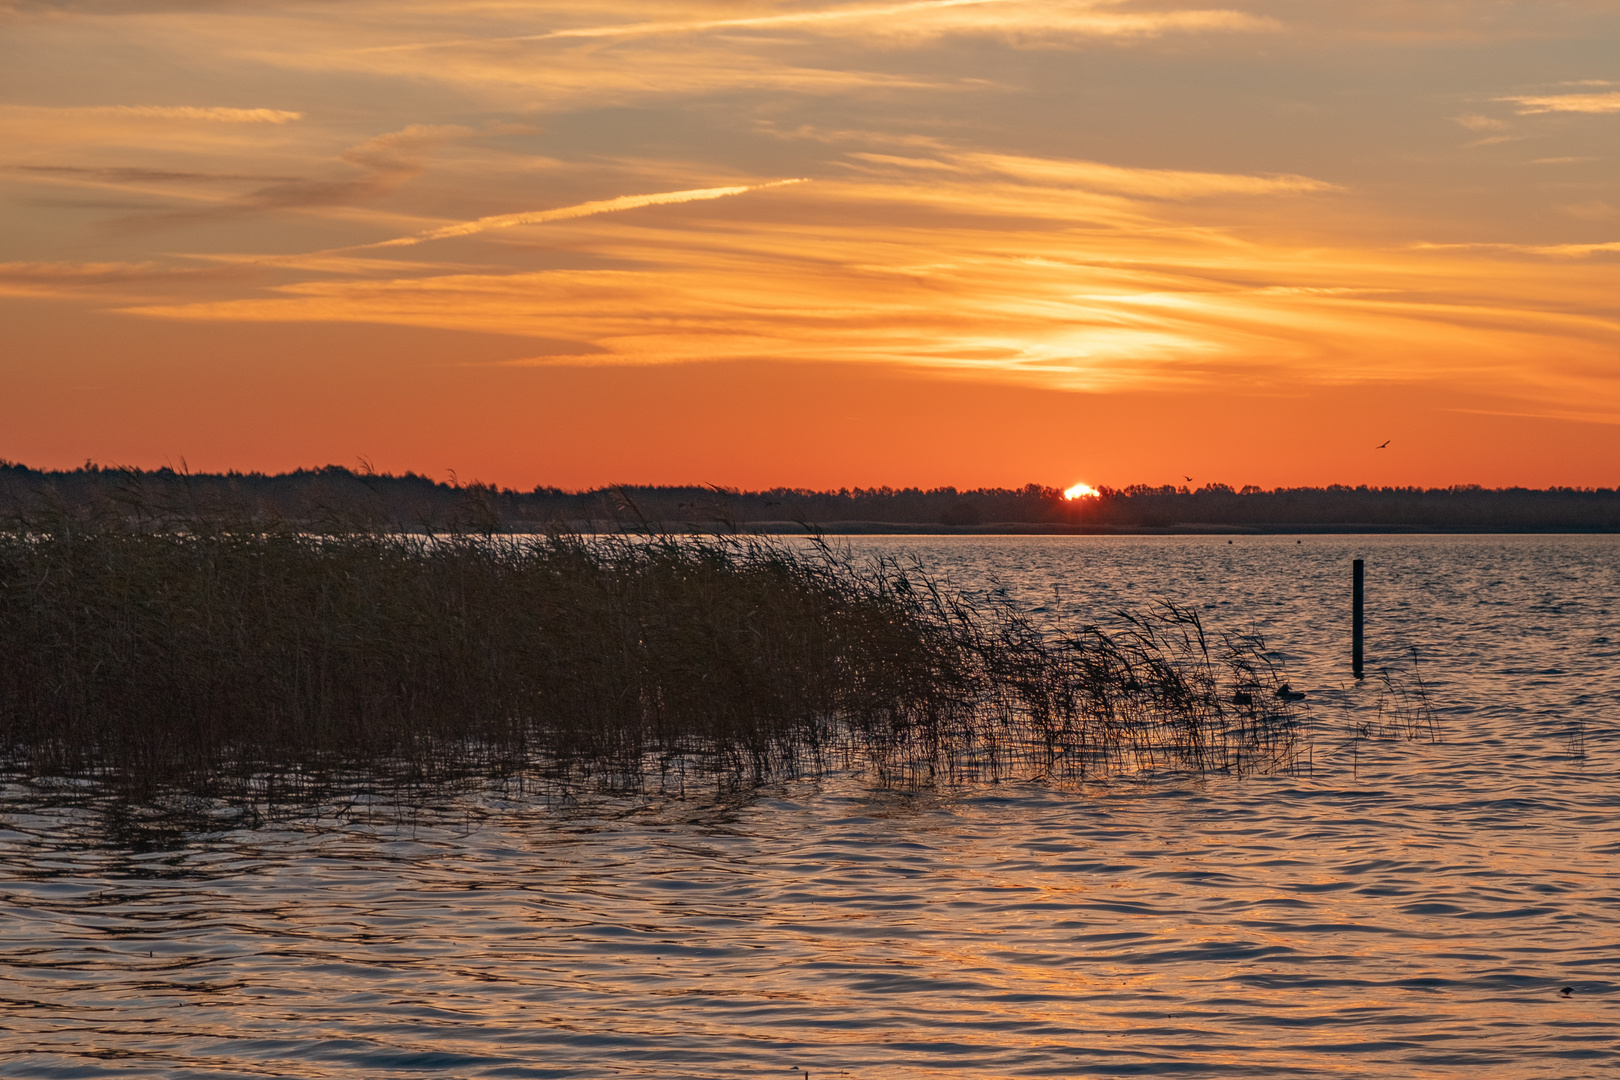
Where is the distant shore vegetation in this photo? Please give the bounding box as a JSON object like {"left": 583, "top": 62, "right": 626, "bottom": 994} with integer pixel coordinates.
{"left": 2, "top": 460, "right": 1617, "bottom": 533}
{"left": 0, "top": 466, "right": 1448, "bottom": 813}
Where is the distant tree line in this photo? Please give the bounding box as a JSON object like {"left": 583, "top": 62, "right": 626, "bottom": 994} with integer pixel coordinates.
{"left": 3, "top": 462, "right": 1617, "bottom": 532}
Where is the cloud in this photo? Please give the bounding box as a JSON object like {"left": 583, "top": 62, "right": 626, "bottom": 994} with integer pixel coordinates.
{"left": 478, "top": 0, "right": 1028, "bottom": 42}
{"left": 111, "top": 106, "right": 302, "bottom": 123}
{"left": 8, "top": 0, "right": 1619, "bottom": 429}
{"left": 93, "top": 123, "right": 472, "bottom": 229}
{"left": 1412, "top": 240, "right": 1620, "bottom": 257}
{"left": 0, "top": 259, "right": 228, "bottom": 298}
{"left": 181, "top": 252, "right": 483, "bottom": 275}
{"left": 10, "top": 164, "right": 299, "bottom": 185}
{"left": 114, "top": 240, "right": 1620, "bottom": 407}
{"left": 0, "top": 250, "right": 476, "bottom": 297}
{"left": 1531, "top": 241, "right": 1620, "bottom": 257}
{"left": 900, "top": 151, "right": 1340, "bottom": 198}
{"left": 220, "top": 1, "right": 1272, "bottom": 111}
{"left": 0, "top": 260, "right": 165, "bottom": 283}
{"left": 109, "top": 169, "right": 1620, "bottom": 417}
{"left": 339, "top": 124, "right": 471, "bottom": 176}
{"left": 0, "top": 103, "right": 310, "bottom": 158}
{"left": 0, "top": 104, "right": 300, "bottom": 126}
{"left": 368, "top": 0, "right": 1272, "bottom": 50}
{"left": 365, "top": 179, "right": 810, "bottom": 249}
{"left": 22, "top": 144, "right": 1355, "bottom": 392}
{"left": 223, "top": 123, "right": 471, "bottom": 211}
{"left": 275, "top": 44, "right": 948, "bottom": 108}
{"left": 1562, "top": 200, "right": 1617, "bottom": 222}
{"left": 1500, "top": 92, "right": 1620, "bottom": 114}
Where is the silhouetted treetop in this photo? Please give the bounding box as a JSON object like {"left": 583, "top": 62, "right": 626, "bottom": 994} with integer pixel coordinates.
{"left": 2, "top": 461, "right": 1615, "bottom": 532}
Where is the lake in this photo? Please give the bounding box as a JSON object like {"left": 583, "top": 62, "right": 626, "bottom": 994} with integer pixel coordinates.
{"left": 3, "top": 535, "right": 1617, "bottom": 1078}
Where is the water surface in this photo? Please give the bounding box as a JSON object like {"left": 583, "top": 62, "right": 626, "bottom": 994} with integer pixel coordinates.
{"left": 4, "top": 535, "right": 1616, "bottom": 1077}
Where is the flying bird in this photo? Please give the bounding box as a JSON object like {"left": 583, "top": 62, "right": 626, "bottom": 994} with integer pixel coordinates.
{"left": 1376, "top": 439, "right": 1391, "bottom": 449}
{"left": 1184, "top": 475, "right": 1194, "bottom": 482}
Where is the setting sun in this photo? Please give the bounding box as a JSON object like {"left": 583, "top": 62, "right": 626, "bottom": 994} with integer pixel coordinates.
{"left": 1063, "top": 482, "right": 1099, "bottom": 500}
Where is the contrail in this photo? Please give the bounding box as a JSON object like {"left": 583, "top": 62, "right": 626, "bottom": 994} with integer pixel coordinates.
{"left": 364, "top": 179, "right": 809, "bottom": 250}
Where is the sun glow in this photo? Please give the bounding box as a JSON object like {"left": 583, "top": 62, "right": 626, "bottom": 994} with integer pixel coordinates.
{"left": 1063, "top": 482, "right": 1099, "bottom": 500}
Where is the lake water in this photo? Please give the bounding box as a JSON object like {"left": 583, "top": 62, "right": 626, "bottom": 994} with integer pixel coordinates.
{"left": 3, "top": 535, "right": 1618, "bottom": 1078}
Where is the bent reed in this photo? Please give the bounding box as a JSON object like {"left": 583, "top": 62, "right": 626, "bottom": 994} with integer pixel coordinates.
{"left": 0, "top": 504, "right": 1313, "bottom": 805}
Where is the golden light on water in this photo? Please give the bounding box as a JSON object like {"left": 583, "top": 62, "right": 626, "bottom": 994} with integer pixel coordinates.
{"left": 1064, "top": 483, "right": 1099, "bottom": 500}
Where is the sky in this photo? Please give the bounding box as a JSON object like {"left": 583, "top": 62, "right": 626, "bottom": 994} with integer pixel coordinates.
{"left": 2, "top": 0, "right": 1618, "bottom": 491}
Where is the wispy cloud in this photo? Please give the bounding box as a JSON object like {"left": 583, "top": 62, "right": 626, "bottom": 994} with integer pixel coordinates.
{"left": 91, "top": 124, "right": 472, "bottom": 229}
{"left": 111, "top": 106, "right": 302, "bottom": 124}
{"left": 182, "top": 252, "right": 483, "bottom": 276}
{"left": 114, "top": 232, "right": 1620, "bottom": 411}
{"left": 1451, "top": 114, "right": 1507, "bottom": 131}
{"left": 109, "top": 161, "right": 1620, "bottom": 418}
{"left": 0, "top": 259, "right": 231, "bottom": 298}
{"left": 8, "top": 0, "right": 1620, "bottom": 446}
{"left": 364, "top": 0, "right": 1271, "bottom": 51}
{"left": 1527, "top": 241, "right": 1620, "bottom": 257}
{"left": 0, "top": 260, "right": 166, "bottom": 284}
{"left": 1561, "top": 200, "right": 1617, "bottom": 222}
{"left": 396, "top": 0, "right": 1023, "bottom": 45}
{"left": 1500, "top": 92, "right": 1620, "bottom": 114}
{"left": 10, "top": 164, "right": 300, "bottom": 185}
{"left": 225, "top": 1, "right": 1273, "bottom": 111}
{"left": 1413, "top": 240, "right": 1620, "bottom": 257}
{"left": 365, "top": 179, "right": 809, "bottom": 249}
{"left": 0, "top": 103, "right": 311, "bottom": 160}
{"left": 853, "top": 150, "right": 1339, "bottom": 199}
{"left": 0, "top": 104, "right": 301, "bottom": 127}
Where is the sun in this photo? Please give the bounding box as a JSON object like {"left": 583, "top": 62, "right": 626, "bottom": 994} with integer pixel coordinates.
{"left": 1063, "top": 482, "right": 1099, "bottom": 500}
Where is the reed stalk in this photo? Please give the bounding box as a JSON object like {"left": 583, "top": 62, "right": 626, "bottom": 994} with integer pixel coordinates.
{"left": 0, "top": 505, "right": 1314, "bottom": 805}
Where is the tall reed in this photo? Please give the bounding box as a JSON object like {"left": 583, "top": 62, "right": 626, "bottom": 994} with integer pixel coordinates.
{"left": 0, "top": 509, "right": 1313, "bottom": 804}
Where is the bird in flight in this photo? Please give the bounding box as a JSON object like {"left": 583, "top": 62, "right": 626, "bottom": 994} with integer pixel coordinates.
{"left": 1376, "top": 439, "right": 1391, "bottom": 449}
{"left": 1184, "top": 475, "right": 1194, "bottom": 482}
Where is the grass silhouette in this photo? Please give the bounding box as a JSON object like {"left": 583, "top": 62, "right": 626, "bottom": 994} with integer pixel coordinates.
{"left": 0, "top": 502, "right": 1313, "bottom": 808}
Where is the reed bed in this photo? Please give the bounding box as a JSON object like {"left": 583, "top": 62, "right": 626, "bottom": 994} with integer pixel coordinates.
{"left": 0, "top": 511, "right": 1314, "bottom": 807}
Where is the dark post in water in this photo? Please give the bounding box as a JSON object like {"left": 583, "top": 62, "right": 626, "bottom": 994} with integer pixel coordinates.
{"left": 1352, "top": 558, "right": 1365, "bottom": 679}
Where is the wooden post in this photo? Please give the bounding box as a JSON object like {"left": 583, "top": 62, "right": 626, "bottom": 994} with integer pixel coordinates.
{"left": 1352, "top": 558, "right": 1364, "bottom": 679}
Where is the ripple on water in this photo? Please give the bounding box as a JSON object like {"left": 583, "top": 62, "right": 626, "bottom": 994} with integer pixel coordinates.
{"left": 3, "top": 535, "right": 1619, "bottom": 1078}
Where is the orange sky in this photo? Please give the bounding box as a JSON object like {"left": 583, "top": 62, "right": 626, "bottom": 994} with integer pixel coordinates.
{"left": 3, "top": 0, "right": 1617, "bottom": 490}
